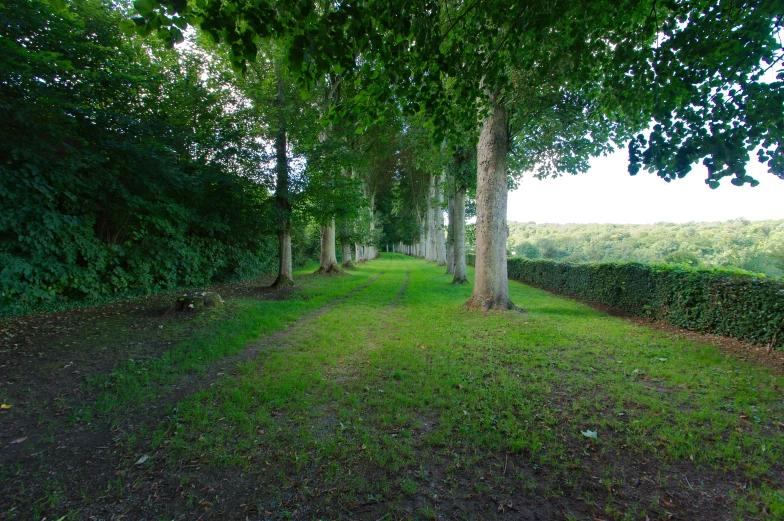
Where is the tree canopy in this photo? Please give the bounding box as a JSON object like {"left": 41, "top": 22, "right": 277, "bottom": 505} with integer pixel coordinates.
{"left": 130, "top": 0, "right": 782, "bottom": 187}
{"left": 1, "top": 0, "right": 781, "bottom": 313}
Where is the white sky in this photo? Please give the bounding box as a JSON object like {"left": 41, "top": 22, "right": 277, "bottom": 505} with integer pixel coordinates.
{"left": 507, "top": 149, "right": 784, "bottom": 224}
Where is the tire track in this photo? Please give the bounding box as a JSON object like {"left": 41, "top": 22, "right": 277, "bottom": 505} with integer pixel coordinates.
{"left": 1, "top": 269, "right": 389, "bottom": 519}
{"left": 390, "top": 259, "right": 410, "bottom": 307}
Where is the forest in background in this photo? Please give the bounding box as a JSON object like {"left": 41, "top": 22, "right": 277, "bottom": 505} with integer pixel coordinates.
{"left": 504, "top": 219, "right": 784, "bottom": 278}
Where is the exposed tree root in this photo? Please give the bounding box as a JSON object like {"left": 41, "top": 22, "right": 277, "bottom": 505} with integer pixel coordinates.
{"left": 452, "top": 276, "right": 468, "bottom": 285}
{"left": 314, "top": 263, "right": 343, "bottom": 276}
{"left": 463, "top": 295, "right": 516, "bottom": 312}
{"left": 271, "top": 275, "right": 295, "bottom": 288}
{"left": 342, "top": 260, "right": 356, "bottom": 269}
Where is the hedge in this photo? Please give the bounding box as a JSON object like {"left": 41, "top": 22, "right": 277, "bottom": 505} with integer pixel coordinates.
{"left": 467, "top": 255, "right": 784, "bottom": 349}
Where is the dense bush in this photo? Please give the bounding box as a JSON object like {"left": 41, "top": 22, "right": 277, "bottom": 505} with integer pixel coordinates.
{"left": 506, "top": 258, "right": 784, "bottom": 348}
{"left": 0, "top": 0, "right": 280, "bottom": 314}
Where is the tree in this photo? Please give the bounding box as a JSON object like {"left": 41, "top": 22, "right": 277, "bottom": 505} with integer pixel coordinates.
{"left": 131, "top": 0, "right": 783, "bottom": 309}
{"left": 449, "top": 146, "right": 476, "bottom": 284}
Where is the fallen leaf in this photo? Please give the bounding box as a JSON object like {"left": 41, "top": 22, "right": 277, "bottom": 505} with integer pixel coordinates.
{"left": 657, "top": 358, "right": 668, "bottom": 362}
{"left": 1, "top": 404, "right": 12, "bottom": 409}
{"left": 198, "top": 500, "right": 212, "bottom": 506}
{"left": 135, "top": 455, "right": 149, "bottom": 465}
{"left": 10, "top": 437, "right": 27, "bottom": 444}
{"left": 581, "top": 430, "right": 598, "bottom": 439}
{"left": 418, "top": 344, "right": 426, "bottom": 349}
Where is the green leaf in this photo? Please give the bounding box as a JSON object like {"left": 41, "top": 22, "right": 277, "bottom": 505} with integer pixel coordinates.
{"left": 172, "top": 16, "right": 188, "bottom": 29}
{"left": 45, "top": 0, "right": 68, "bottom": 11}
{"left": 119, "top": 19, "right": 137, "bottom": 35}
{"left": 133, "top": 0, "right": 157, "bottom": 16}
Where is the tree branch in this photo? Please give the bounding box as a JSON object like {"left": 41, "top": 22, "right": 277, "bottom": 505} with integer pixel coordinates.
{"left": 437, "top": 0, "right": 482, "bottom": 47}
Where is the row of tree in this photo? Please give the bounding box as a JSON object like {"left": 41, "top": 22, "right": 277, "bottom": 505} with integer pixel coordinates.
{"left": 2, "top": 0, "right": 781, "bottom": 312}
{"left": 0, "top": 0, "right": 475, "bottom": 310}
{"left": 131, "top": 0, "right": 781, "bottom": 310}
{"left": 504, "top": 220, "right": 784, "bottom": 278}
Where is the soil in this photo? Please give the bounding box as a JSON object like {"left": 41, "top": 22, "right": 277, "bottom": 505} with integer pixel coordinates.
{"left": 0, "top": 272, "right": 781, "bottom": 520}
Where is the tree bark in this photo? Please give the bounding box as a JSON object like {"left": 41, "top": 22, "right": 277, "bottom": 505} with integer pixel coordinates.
{"left": 339, "top": 168, "right": 354, "bottom": 267}
{"left": 316, "top": 217, "right": 341, "bottom": 275}
{"left": 341, "top": 238, "right": 353, "bottom": 267}
{"left": 435, "top": 172, "right": 447, "bottom": 266}
{"left": 367, "top": 191, "right": 376, "bottom": 260}
{"left": 445, "top": 175, "right": 455, "bottom": 274}
{"left": 426, "top": 174, "right": 437, "bottom": 262}
{"left": 452, "top": 184, "right": 468, "bottom": 284}
{"left": 272, "top": 63, "right": 293, "bottom": 288}
{"left": 418, "top": 214, "right": 426, "bottom": 258}
{"left": 465, "top": 95, "right": 511, "bottom": 308}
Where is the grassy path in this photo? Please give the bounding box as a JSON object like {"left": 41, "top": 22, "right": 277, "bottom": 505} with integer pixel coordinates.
{"left": 3, "top": 254, "right": 783, "bottom": 520}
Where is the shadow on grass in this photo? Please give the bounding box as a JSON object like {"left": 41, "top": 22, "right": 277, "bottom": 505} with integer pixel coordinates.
{"left": 533, "top": 306, "right": 601, "bottom": 318}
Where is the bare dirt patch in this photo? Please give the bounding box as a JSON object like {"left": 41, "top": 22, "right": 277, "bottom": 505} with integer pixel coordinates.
{"left": 0, "top": 271, "right": 390, "bottom": 520}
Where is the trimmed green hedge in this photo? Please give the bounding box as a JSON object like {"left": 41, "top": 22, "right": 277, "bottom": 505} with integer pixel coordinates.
{"left": 467, "top": 254, "right": 783, "bottom": 348}
{"left": 508, "top": 258, "right": 784, "bottom": 348}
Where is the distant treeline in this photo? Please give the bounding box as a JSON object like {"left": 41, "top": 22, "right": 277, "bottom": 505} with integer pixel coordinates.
{"left": 505, "top": 219, "right": 784, "bottom": 278}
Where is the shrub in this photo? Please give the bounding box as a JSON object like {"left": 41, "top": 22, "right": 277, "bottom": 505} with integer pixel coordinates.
{"left": 506, "top": 258, "right": 784, "bottom": 348}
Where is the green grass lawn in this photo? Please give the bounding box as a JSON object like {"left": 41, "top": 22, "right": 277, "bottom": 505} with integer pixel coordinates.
{"left": 119, "top": 254, "right": 783, "bottom": 520}
{"left": 6, "top": 254, "right": 783, "bottom": 520}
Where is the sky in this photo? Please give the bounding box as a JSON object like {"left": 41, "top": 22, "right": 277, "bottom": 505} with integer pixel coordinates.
{"left": 507, "top": 149, "right": 784, "bottom": 224}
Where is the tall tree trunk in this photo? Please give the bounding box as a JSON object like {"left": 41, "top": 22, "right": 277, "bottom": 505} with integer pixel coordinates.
{"left": 445, "top": 175, "right": 455, "bottom": 274}
{"left": 341, "top": 237, "right": 353, "bottom": 267}
{"left": 366, "top": 191, "right": 376, "bottom": 260}
{"left": 272, "top": 64, "right": 293, "bottom": 288}
{"left": 418, "top": 214, "right": 426, "bottom": 258}
{"left": 339, "top": 168, "right": 354, "bottom": 267}
{"left": 316, "top": 217, "right": 341, "bottom": 275}
{"left": 435, "top": 172, "right": 446, "bottom": 266}
{"left": 426, "top": 175, "right": 436, "bottom": 262}
{"left": 465, "top": 94, "right": 512, "bottom": 309}
{"left": 453, "top": 184, "right": 468, "bottom": 284}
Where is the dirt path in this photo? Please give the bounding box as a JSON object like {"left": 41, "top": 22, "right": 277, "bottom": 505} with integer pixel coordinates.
{"left": 0, "top": 271, "right": 385, "bottom": 519}
{"left": 2, "top": 258, "right": 781, "bottom": 521}
{"left": 75, "top": 264, "right": 411, "bottom": 521}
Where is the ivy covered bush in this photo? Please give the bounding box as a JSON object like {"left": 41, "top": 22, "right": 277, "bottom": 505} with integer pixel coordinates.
{"left": 506, "top": 258, "right": 784, "bottom": 349}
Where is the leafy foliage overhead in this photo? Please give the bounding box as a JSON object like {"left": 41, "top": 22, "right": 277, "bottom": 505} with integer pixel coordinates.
{"left": 130, "top": 0, "right": 783, "bottom": 189}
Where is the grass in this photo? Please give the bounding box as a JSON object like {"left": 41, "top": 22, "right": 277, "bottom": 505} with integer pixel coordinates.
{"left": 82, "top": 260, "right": 376, "bottom": 418}
{"left": 7, "top": 254, "right": 784, "bottom": 520}
{"left": 122, "top": 254, "right": 783, "bottom": 519}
